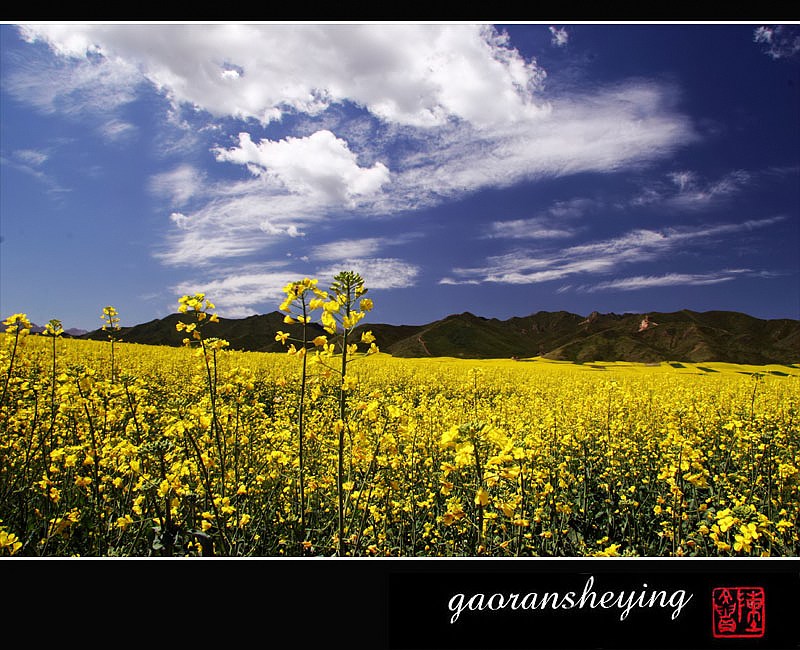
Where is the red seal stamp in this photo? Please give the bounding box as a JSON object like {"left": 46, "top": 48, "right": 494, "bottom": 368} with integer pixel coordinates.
{"left": 712, "top": 587, "right": 765, "bottom": 638}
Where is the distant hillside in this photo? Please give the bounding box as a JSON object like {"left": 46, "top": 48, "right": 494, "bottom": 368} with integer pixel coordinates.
{"left": 79, "top": 309, "right": 800, "bottom": 364}
{"left": 28, "top": 323, "right": 86, "bottom": 338}
{"left": 81, "top": 312, "right": 327, "bottom": 353}
{"left": 375, "top": 309, "right": 798, "bottom": 365}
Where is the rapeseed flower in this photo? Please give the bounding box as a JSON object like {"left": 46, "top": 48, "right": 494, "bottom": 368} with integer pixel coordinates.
{"left": 0, "top": 529, "right": 23, "bottom": 555}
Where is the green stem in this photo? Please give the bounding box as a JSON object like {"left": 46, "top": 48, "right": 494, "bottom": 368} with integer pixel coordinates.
{"left": 298, "top": 299, "right": 308, "bottom": 545}
{"left": 202, "top": 339, "right": 226, "bottom": 497}
{"left": 1, "top": 328, "right": 21, "bottom": 408}
{"left": 337, "top": 312, "right": 349, "bottom": 556}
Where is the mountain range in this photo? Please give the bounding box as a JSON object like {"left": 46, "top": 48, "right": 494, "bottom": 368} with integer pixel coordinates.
{"left": 28, "top": 323, "right": 88, "bottom": 337}
{"left": 76, "top": 309, "right": 800, "bottom": 365}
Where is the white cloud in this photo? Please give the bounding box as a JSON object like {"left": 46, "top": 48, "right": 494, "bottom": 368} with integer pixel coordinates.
{"left": 549, "top": 26, "right": 569, "bottom": 47}
{"left": 16, "top": 24, "right": 548, "bottom": 128}
{"left": 214, "top": 130, "right": 390, "bottom": 205}
{"left": 12, "top": 24, "right": 695, "bottom": 197}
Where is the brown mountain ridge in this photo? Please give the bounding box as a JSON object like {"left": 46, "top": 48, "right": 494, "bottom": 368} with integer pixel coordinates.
{"left": 78, "top": 309, "right": 800, "bottom": 365}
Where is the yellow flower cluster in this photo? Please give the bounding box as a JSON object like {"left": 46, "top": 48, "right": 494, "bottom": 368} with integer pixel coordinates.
{"left": 0, "top": 520, "right": 22, "bottom": 555}
{"left": 3, "top": 313, "right": 32, "bottom": 335}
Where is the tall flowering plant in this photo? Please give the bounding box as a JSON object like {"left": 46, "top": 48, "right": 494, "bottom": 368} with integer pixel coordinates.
{"left": 276, "top": 278, "right": 328, "bottom": 546}
{"left": 275, "top": 271, "right": 379, "bottom": 555}
{"left": 101, "top": 306, "right": 121, "bottom": 382}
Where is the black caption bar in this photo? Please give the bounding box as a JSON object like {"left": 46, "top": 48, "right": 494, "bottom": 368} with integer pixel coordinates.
{"left": 387, "top": 559, "right": 799, "bottom": 650}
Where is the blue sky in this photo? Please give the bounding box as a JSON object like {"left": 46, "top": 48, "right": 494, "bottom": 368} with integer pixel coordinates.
{"left": 1, "top": 23, "right": 799, "bottom": 331}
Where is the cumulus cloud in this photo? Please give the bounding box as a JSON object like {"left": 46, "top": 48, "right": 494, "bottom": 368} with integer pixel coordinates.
{"left": 214, "top": 130, "right": 390, "bottom": 205}
{"left": 16, "top": 24, "right": 548, "bottom": 128}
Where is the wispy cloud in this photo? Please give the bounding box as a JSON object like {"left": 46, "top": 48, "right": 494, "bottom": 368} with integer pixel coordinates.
{"left": 549, "top": 26, "right": 569, "bottom": 48}
{"left": 99, "top": 119, "right": 136, "bottom": 142}
{"left": 486, "top": 198, "right": 597, "bottom": 240}
{"left": 14, "top": 149, "right": 48, "bottom": 167}
{"left": 629, "top": 169, "right": 752, "bottom": 209}
{"left": 389, "top": 82, "right": 694, "bottom": 206}
{"left": 149, "top": 164, "right": 207, "bottom": 208}
{"left": 0, "top": 148, "right": 70, "bottom": 196}
{"left": 442, "top": 216, "right": 786, "bottom": 286}
{"left": 314, "top": 258, "right": 419, "bottom": 290}
{"left": 486, "top": 219, "right": 576, "bottom": 240}
{"left": 152, "top": 172, "right": 347, "bottom": 266}
{"left": 5, "top": 33, "right": 142, "bottom": 118}
{"left": 171, "top": 265, "right": 299, "bottom": 319}
{"left": 754, "top": 25, "right": 800, "bottom": 60}
{"left": 171, "top": 254, "right": 420, "bottom": 319}
{"left": 582, "top": 269, "right": 752, "bottom": 292}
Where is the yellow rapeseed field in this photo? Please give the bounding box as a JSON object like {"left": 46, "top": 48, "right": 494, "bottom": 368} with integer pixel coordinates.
{"left": 1, "top": 287, "right": 798, "bottom": 558}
